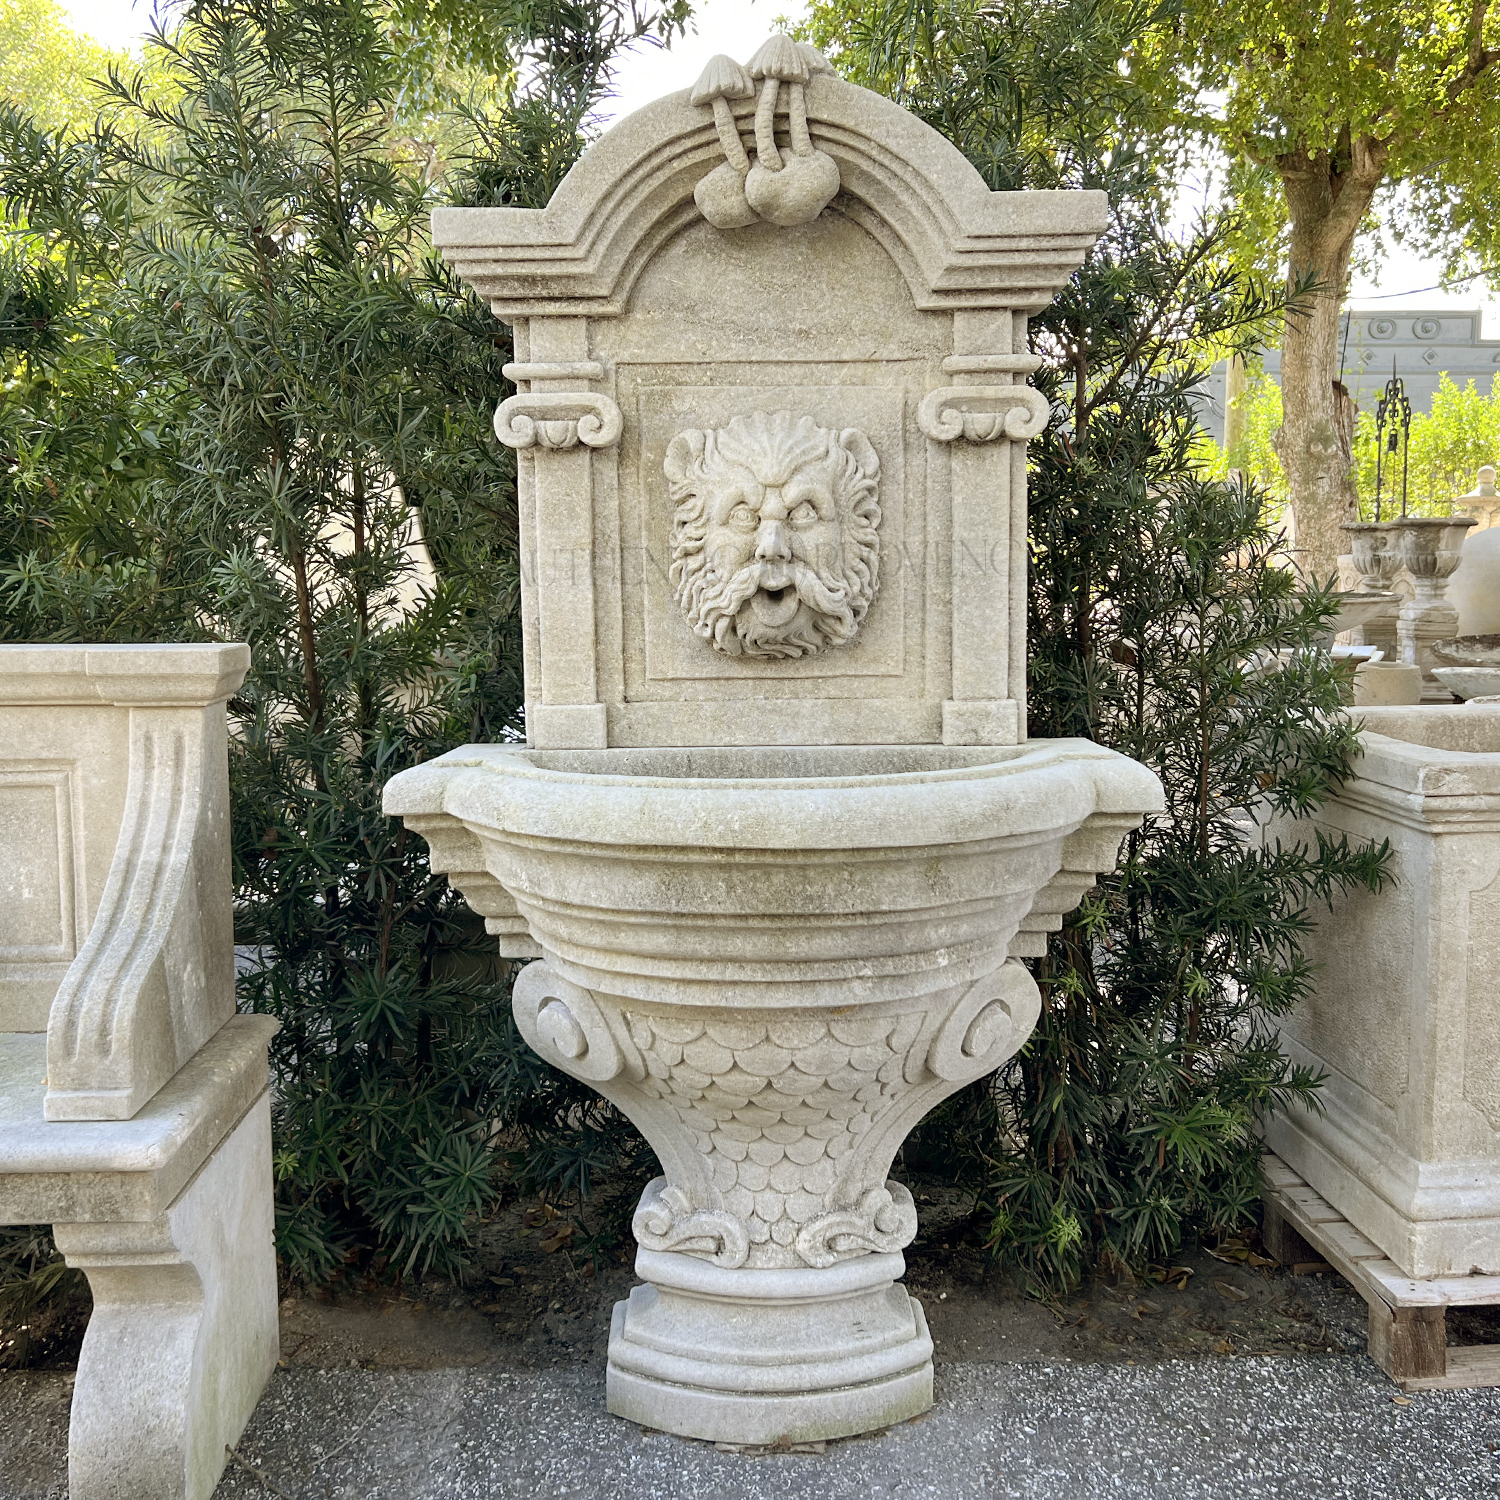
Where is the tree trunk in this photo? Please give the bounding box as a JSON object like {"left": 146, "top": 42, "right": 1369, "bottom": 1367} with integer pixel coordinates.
{"left": 1274, "top": 136, "right": 1387, "bottom": 579}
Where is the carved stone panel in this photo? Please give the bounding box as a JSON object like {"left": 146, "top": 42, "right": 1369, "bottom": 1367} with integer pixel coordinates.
{"left": 0, "top": 764, "right": 83, "bottom": 1029}
{"left": 665, "top": 411, "right": 881, "bottom": 660}
{"left": 1466, "top": 873, "right": 1500, "bottom": 1129}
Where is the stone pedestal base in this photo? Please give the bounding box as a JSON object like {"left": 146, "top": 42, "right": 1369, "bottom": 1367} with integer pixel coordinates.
{"left": 55, "top": 1091, "right": 279, "bottom": 1500}
{"left": 606, "top": 1247, "right": 932, "bottom": 1444}
{"left": 1399, "top": 596, "right": 1460, "bottom": 701}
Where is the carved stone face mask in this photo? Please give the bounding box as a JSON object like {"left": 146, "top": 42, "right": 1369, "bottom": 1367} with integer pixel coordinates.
{"left": 666, "top": 411, "right": 881, "bottom": 659}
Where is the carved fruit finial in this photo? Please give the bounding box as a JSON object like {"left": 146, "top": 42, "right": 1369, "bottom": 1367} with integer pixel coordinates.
{"left": 747, "top": 33, "right": 811, "bottom": 83}
{"left": 691, "top": 57, "right": 756, "bottom": 228}
{"left": 690, "top": 54, "right": 754, "bottom": 105}
{"left": 743, "top": 35, "right": 841, "bottom": 226}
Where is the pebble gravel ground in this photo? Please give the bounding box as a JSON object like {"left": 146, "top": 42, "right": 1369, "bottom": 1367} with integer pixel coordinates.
{"left": 7, "top": 1353, "right": 1500, "bottom": 1499}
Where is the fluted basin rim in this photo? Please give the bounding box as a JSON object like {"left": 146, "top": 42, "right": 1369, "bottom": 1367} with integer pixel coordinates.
{"left": 383, "top": 738, "right": 1164, "bottom": 853}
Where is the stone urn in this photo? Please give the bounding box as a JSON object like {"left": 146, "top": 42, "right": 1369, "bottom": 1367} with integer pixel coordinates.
{"left": 1340, "top": 521, "right": 1403, "bottom": 655}
{"left": 1389, "top": 516, "right": 1478, "bottom": 698}
{"left": 384, "top": 36, "right": 1163, "bottom": 1445}
{"left": 1453, "top": 463, "right": 1500, "bottom": 531}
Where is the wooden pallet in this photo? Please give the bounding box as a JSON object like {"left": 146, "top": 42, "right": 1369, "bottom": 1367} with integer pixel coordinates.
{"left": 1261, "top": 1153, "right": 1500, "bottom": 1391}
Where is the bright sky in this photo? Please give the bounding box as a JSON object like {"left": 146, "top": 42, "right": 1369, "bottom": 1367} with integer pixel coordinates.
{"left": 599, "top": 0, "right": 804, "bottom": 125}
{"left": 57, "top": 0, "right": 1500, "bottom": 337}
{"left": 57, "top": 0, "right": 157, "bottom": 49}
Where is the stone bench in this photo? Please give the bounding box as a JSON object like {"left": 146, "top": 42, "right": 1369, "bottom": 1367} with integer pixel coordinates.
{"left": 0, "top": 644, "right": 278, "bottom": 1500}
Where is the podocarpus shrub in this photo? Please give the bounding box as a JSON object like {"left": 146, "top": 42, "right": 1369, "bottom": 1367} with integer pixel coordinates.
{"left": 0, "top": 0, "right": 681, "bottom": 1298}
{"left": 805, "top": 0, "right": 1392, "bottom": 1289}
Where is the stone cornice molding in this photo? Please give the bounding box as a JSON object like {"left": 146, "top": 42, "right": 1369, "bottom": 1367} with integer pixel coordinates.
{"left": 432, "top": 76, "right": 1107, "bottom": 319}
{"left": 0, "top": 644, "right": 249, "bottom": 707}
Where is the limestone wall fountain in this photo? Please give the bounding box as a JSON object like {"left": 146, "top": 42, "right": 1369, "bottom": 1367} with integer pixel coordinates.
{"left": 384, "top": 37, "right": 1162, "bottom": 1445}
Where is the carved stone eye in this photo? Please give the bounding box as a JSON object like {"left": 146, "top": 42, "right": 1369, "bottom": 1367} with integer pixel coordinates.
{"left": 789, "top": 500, "right": 819, "bottom": 525}
{"left": 728, "top": 502, "right": 758, "bottom": 528}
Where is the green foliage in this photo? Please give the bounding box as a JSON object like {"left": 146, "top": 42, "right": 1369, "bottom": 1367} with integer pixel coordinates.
{"left": 1203, "top": 368, "right": 1500, "bottom": 521}
{"left": 0, "top": 0, "right": 130, "bottom": 134}
{"left": 823, "top": 0, "right": 1390, "bottom": 1292}
{"left": 1147, "top": 2, "right": 1500, "bottom": 283}
{"left": 802, "top": 0, "right": 1175, "bottom": 194}
{"left": 0, "top": 0, "right": 666, "bottom": 1287}
{"left": 1352, "top": 371, "right": 1500, "bottom": 517}
{"left": 0, "top": 1226, "right": 86, "bottom": 1368}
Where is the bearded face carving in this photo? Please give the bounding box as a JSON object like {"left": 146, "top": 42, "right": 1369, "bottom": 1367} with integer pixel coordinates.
{"left": 665, "top": 411, "right": 881, "bottom": 660}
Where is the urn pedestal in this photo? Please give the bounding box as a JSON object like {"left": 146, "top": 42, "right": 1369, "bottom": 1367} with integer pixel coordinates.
{"left": 1340, "top": 522, "right": 1403, "bottom": 656}
{"left": 385, "top": 741, "right": 1160, "bottom": 1440}
{"left": 1391, "top": 517, "right": 1477, "bottom": 699}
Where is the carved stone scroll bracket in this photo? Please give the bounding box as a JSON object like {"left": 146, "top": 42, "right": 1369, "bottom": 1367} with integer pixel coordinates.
{"left": 45, "top": 703, "right": 234, "bottom": 1123}
{"left": 633, "top": 1176, "right": 751, "bottom": 1268}
{"left": 509, "top": 960, "right": 722, "bottom": 1206}
{"left": 795, "top": 1182, "right": 918, "bottom": 1268}
{"left": 917, "top": 384, "right": 1050, "bottom": 443}
{"left": 512, "top": 961, "right": 632, "bottom": 1084}
{"left": 926, "top": 958, "right": 1042, "bottom": 1084}
{"left": 494, "top": 389, "right": 623, "bottom": 452}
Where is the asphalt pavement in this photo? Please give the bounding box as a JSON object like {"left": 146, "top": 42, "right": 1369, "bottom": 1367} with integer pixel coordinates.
{"left": 6, "top": 1352, "right": 1500, "bottom": 1499}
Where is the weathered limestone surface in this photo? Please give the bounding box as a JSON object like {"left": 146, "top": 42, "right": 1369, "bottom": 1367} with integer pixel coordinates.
{"left": 0, "top": 643, "right": 278, "bottom": 1500}
{"left": 1265, "top": 704, "right": 1500, "bottom": 1279}
{"left": 388, "top": 35, "right": 1163, "bottom": 1443}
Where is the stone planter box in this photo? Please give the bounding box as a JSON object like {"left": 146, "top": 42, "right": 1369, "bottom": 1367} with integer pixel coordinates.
{"left": 1265, "top": 703, "right": 1500, "bottom": 1279}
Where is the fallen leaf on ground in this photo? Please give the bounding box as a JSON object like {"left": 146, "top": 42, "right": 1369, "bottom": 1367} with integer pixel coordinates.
{"left": 1207, "top": 1242, "right": 1250, "bottom": 1264}
{"left": 1134, "top": 1300, "right": 1163, "bottom": 1317}
{"left": 1213, "top": 1279, "right": 1250, "bottom": 1302}
{"left": 540, "top": 1225, "right": 575, "bottom": 1253}
{"left": 1392, "top": 1396, "right": 1412, "bottom": 1407}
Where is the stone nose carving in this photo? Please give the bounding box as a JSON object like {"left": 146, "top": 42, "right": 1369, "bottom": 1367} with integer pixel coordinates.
{"left": 754, "top": 513, "right": 791, "bottom": 563}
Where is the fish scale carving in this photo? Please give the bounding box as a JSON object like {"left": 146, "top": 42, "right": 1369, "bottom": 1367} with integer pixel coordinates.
{"left": 625, "top": 1010, "right": 927, "bottom": 1267}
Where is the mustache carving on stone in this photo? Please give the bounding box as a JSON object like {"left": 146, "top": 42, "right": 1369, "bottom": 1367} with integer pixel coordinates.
{"left": 665, "top": 411, "right": 881, "bottom": 660}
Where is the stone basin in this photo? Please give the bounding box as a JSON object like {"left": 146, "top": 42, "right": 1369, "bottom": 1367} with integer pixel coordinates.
{"left": 386, "top": 739, "right": 1160, "bottom": 1007}
{"left": 384, "top": 738, "right": 1160, "bottom": 1442}
{"left": 1432, "top": 633, "right": 1500, "bottom": 667}
{"left": 1433, "top": 666, "right": 1500, "bottom": 700}
{"left": 1329, "top": 590, "right": 1401, "bottom": 636}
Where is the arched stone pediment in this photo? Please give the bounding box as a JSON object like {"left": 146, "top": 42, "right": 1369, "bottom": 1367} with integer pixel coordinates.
{"left": 433, "top": 73, "right": 1106, "bottom": 319}
{"left": 432, "top": 39, "right": 1110, "bottom": 753}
